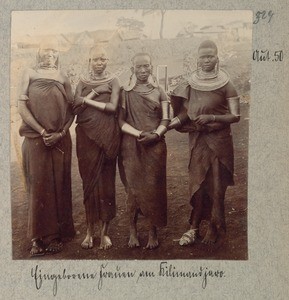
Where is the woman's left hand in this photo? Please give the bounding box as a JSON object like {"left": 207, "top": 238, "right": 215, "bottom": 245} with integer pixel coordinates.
{"left": 194, "top": 114, "right": 214, "bottom": 125}
{"left": 137, "top": 132, "right": 159, "bottom": 145}
{"left": 72, "top": 96, "right": 84, "bottom": 108}
{"left": 43, "top": 132, "right": 62, "bottom": 147}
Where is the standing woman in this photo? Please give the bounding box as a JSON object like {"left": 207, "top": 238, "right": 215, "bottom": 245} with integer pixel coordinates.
{"left": 18, "top": 39, "right": 75, "bottom": 257}
{"left": 73, "top": 45, "right": 120, "bottom": 250}
{"left": 118, "top": 53, "right": 169, "bottom": 249}
{"left": 169, "top": 40, "right": 240, "bottom": 246}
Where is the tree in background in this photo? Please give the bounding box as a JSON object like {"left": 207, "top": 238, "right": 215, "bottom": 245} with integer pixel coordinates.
{"left": 142, "top": 9, "right": 166, "bottom": 39}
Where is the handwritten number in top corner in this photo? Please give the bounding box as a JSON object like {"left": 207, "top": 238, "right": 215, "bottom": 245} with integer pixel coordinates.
{"left": 253, "top": 10, "right": 274, "bottom": 25}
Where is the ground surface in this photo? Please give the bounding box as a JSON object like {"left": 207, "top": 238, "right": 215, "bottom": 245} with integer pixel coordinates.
{"left": 11, "top": 104, "right": 248, "bottom": 261}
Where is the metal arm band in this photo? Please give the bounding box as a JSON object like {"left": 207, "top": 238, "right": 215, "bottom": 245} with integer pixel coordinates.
{"left": 227, "top": 96, "right": 240, "bottom": 116}
{"left": 59, "top": 129, "right": 66, "bottom": 138}
{"left": 167, "top": 117, "right": 182, "bottom": 130}
{"left": 86, "top": 89, "right": 99, "bottom": 99}
{"left": 121, "top": 123, "right": 142, "bottom": 138}
{"left": 153, "top": 125, "right": 167, "bottom": 137}
{"left": 19, "top": 95, "right": 29, "bottom": 101}
{"left": 91, "top": 89, "right": 99, "bottom": 96}
{"left": 161, "top": 100, "right": 170, "bottom": 120}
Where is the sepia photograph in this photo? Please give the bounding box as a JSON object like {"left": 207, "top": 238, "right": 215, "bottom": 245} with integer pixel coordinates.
{"left": 10, "top": 9, "right": 251, "bottom": 260}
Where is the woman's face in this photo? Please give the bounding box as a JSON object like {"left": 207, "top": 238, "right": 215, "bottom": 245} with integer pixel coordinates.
{"left": 198, "top": 47, "right": 218, "bottom": 72}
{"left": 132, "top": 55, "right": 152, "bottom": 82}
{"left": 90, "top": 50, "right": 108, "bottom": 74}
{"left": 38, "top": 48, "right": 59, "bottom": 67}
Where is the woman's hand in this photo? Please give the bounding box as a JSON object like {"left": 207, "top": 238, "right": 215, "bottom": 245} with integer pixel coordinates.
{"left": 72, "top": 96, "right": 84, "bottom": 108}
{"left": 137, "top": 131, "right": 159, "bottom": 145}
{"left": 194, "top": 114, "right": 214, "bottom": 125}
{"left": 43, "top": 132, "right": 62, "bottom": 147}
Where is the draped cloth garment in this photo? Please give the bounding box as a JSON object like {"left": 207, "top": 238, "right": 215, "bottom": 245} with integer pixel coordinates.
{"left": 75, "top": 78, "right": 120, "bottom": 223}
{"left": 119, "top": 86, "right": 167, "bottom": 227}
{"left": 20, "top": 78, "right": 75, "bottom": 241}
{"left": 171, "top": 80, "right": 236, "bottom": 229}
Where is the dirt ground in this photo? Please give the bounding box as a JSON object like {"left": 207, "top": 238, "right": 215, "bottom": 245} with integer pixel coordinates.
{"left": 11, "top": 104, "right": 248, "bottom": 261}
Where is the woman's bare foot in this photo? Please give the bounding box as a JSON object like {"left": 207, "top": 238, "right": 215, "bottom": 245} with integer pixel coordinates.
{"left": 99, "top": 235, "right": 112, "bottom": 250}
{"left": 128, "top": 211, "right": 140, "bottom": 248}
{"left": 81, "top": 224, "right": 94, "bottom": 249}
{"left": 81, "top": 235, "right": 94, "bottom": 249}
{"left": 128, "top": 227, "right": 140, "bottom": 248}
{"left": 145, "top": 226, "right": 158, "bottom": 250}
{"left": 99, "top": 221, "right": 112, "bottom": 250}
{"left": 202, "top": 223, "right": 218, "bottom": 244}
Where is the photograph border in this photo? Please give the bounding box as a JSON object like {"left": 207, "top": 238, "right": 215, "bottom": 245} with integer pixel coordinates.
{"left": 1, "top": 0, "right": 289, "bottom": 299}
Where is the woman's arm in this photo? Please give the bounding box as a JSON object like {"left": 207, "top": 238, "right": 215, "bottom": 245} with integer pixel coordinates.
{"left": 158, "top": 86, "right": 170, "bottom": 128}
{"left": 118, "top": 91, "right": 143, "bottom": 138}
{"left": 63, "top": 115, "right": 75, "bottom": 132}
{"left": 103, "top": 77, "right": 120, "bottom": 113}
{"left": 84, "top": 77, "right": 120, "bottom": 113}
{"left": 167, "top": 105, "right": 190, "bottom": 130}
{"left": 194, "top": 113, "right": 240, "bottom": 126}
{"left": 138, "top": 86, "right": 170, "bottom": 144}
{"left": 72, "top": 81, "right": 87, "bottom": 115}
{"left": 195, "top": 82, "right": 240, "bottom": 126}
{"left": 60, "top": 72, "right": 75, "bottom": 131}
{"left": 43, "top": 114, "right": 75, "bottom": 147}
{"left": 17, "top": 69, "right": 46, "bottom": 135}
{"left": 147, "top": 86, "right": 170, "bottom": 140}
{"left": 62, "top": 72, "right": 74, "bottom": 104}
{"left": 118, "top": 108, "right": 142, "bottom": 138}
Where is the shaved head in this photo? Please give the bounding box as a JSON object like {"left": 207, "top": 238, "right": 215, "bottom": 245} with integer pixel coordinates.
{"left": 198, "top": 40, "right": 218, "bottom": 54}
{"left": 89, "top": 45, "right": 107, "bottom": 59}
{"left": 131, "top": 53, "right": 152, "bottom": 65}
{"left": 39, "top": 38, "right": 59, "bottom": 51}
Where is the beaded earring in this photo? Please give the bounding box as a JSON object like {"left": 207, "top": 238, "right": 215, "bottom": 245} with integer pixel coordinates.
{"left": 214, "top": 58, "right": 219, "bottom": 75}
{"left": 196, "top": 58, "right": 202, "bottom": 77}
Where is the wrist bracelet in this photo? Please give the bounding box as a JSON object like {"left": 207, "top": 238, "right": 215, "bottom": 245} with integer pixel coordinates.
{"left": 59, "top": 129, "right": 66, "bottom": 138}
{"left": 153, "top": 125, "right": 167, "bottom": 137}
{"left": 40, "top": 129, "right": 45, "bottom": 136}
{"left": 92, "top": 89, "right": 99, "bottom": 96}
{"left": 152, "top": 130, "right": 159, "bottom": 137}
{"left": 121, "top": 123, "right": 143, "bottom": 138}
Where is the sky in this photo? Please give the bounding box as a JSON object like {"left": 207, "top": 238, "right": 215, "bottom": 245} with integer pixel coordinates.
{"left": 11, "top": 10, "right": 252, "bottom": 40}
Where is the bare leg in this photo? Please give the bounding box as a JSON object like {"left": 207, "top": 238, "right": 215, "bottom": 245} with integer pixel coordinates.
{"left": 190, "top": 188, "right": 204, "bottom": 230}
{"left": 146, "top": 225, "right": 159, "bottom": 250}
{"left": 179, "top": 188, "right": 203, "bottom": 246}
{"left": 99, "top": 221, "right": 112, "bottom": 250}
{"left": 128, "top": 209, "right": 140, "bottom": 248}
{"left": 202, "top": 222, "right": 218, "bottom": 244}
{"left": 81, "top": 222, "right": 94, "bottom": 249}
{"left": 202, "top": 159, "right": 228, "bottom": 245}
